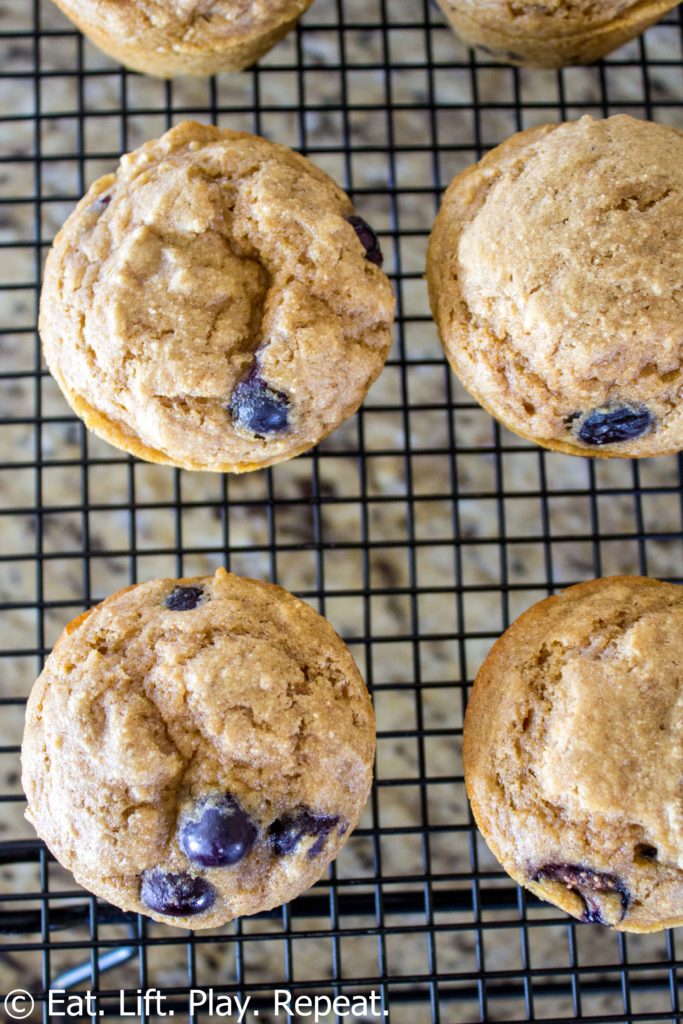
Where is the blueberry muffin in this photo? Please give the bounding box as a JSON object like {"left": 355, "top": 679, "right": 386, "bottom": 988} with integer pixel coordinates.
{"left": 50, "top": 0, "right": 316, "bottom": 77}
{"left": 427, "top": 115, "right": 683, "bottom": 458}
{"left": 435, "top": 0, "right": 679, "bottom": 68}
{"left": 464, "top": 576, "right": 683, "bottom": 932}
{"left": 21, "top": 568, "right": 375, "bottom": 929}
{"left": 40, "top": 121, "right": 394, "bottom": 472}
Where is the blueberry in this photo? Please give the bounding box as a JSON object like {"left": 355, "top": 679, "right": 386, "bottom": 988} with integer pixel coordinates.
{"left": 91, "top": 193, "right": 111, "bottom": 215}
{"left": 164, "top": 586, "right": 203, "bottom": 611}
{"left": 180, "top": 796, "right": 258, "bottom": 868}
{"left": 140, "top": 869, "right": 215, "bottom": 917}
{"left": 268, "top": 809, "right": 342, "bottom": 859}
{"left": 229, "top": 372, "right": 289, "bottom": 438}
{"left": 576, "top": 406, "right": 653, "bottom": 446}
{"left": 347, "top": 215, "right": 384, "bottom": 267}
{"left": 635, "top": 843, "right": 658, "bottom": 861}
{"left": 531, "top": 863, "right": 630, "bottom": 925}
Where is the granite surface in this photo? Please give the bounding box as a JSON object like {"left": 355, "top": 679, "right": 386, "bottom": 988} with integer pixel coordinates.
{"left": 1, "top": 0, "right": 683, "bottom": 1020}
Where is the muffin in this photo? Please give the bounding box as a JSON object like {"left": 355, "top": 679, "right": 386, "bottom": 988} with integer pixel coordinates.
{"left": 50, "top": 0, "right": 316, "bottom": 77}
{"left": 463, "top": 576, "right": 683, "bottom": 933}
{"left": 40, "top": 121, "right": 394, "bottom": 473}
{"left": 435, "top": 0, "right": 679, "bottom": 68}
{"left": 427, "top": 115, "right": 683, "bottom": 459}
{"left": 21, "top": 568, "right": 375, "bottom": 930}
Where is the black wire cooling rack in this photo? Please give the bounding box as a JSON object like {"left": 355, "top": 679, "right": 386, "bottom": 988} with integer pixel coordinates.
{"left": 2, "top": 1, "right": 683, "bottom": 1021}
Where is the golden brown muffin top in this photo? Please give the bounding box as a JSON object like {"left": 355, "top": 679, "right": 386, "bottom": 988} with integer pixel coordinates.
{"left": 40, "top": 121, "right": 394, "bottom": 471}
{"left": 464, "top": 576, "right": 683, "bottom": 932}
{"left": 22, "top": 568, "right": 375, "bottom": 929}
{"left": 54, "top": 0, "right": 313, "bottom": 48}
{"left": 448, "top": 0, "right": 669, "bottom": 31}
{"left": 428, "top": 115, "right": 683, "bottom": 457}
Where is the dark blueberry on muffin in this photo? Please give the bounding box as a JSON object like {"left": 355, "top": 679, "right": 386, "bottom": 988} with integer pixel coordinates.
{"left": 269, "top": 809, "right": 341, "bottom": 858}
{"left": 577, "top": 407, "right": 653, "bottom": 446}
{"left": 347, "top": 215, "right": 384, "bottom": 267}
{"left": 180, "top": 796, "right": 258, "bottom": 868}
{"left": 230, "top": 372, "right": 290, "bottom": 438}
{"left": 141, "top": 869, "right": 216, "bottom": 917}
{"left": 531, "top": 863, "right": 630, "bottom": 924}
{"left": 165, "top": 586, "right": 204, "bottom": 611}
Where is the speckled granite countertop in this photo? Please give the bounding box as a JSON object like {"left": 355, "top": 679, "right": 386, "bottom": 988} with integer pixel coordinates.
{"left": 1, "top": 1, "right": 683, "bottom": 1021}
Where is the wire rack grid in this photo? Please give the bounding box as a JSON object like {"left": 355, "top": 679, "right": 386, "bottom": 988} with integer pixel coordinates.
{"left": 1, "top": 0, "right": 683, "bottom": 1021}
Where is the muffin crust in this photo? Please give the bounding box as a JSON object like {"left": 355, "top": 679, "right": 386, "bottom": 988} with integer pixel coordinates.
{"left": 40, "top": 121, "right": 395, "bottom": 472}
{"left": 464, "top": 576, "right": 683, "bottom": 932}
{"left": 427, "top": 115, "right": 683, "bottom": 458}
{"left": 50, "top": 0, "right": 317, "bottom": 77}
{"left": 436, "top": 0, "right": 679, "bottom": 68}
{"left": 22, "top": 568, "right": 375, "bottom": 929}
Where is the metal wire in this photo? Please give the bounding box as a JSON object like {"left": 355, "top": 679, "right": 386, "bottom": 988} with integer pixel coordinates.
{"left": 1, "top": 0, "right": 683, "bottom": 1021}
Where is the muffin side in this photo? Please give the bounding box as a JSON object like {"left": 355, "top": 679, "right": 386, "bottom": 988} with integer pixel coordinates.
{"left": 50, "top": 0, "right": 316, "bottom": 77}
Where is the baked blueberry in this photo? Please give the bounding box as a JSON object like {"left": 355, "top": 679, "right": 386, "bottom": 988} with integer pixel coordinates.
{"left": 347, "top": 215, "right": 384, "bottom": 267}
{"left": 230, "top": 372, "right": 289, "bottom": 438}
{"left": 180, "top": 796, "right": 258, "bottom": 868}
{"left": 165, "top": 586, "right": 203, "bottom": 611}
{"left": 531, "top": 862, "right": 630, "bottom": 924}
{"left": 92, "top": 193, "right": 111, "bottom": 213}
{"left": 576, "top": 406, "right": 653, "bottom": 446}
{"left": 140, "top": 869, "right": 216, "bottom": 917}
{"left": 269, "top": 808, "right": 341, "bottom": 858}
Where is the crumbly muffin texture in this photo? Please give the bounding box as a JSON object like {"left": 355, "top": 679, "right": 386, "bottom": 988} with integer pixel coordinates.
{"left": 50, "top": 0, "right": 317, "bottom": 77}
{"left": 435, "top": 0, "right": 679, "bottom": 68}
{"left": 21, "top": 568, "right": 375, "bottom": 929}
{"left": 40, "top": 121, "right": 394, "bottom": 472}
{"left": 464, "top": 576, "right": 683, "bottom": 932}
{"left": 427, "top": 115, "right": 683, "bottom": 458}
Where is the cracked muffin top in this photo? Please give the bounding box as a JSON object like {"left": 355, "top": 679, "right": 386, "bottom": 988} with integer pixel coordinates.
{"left": 40, "top": 121, "right": 394, "bottom": 472}
{"left": 427, "top": 115, "right": 683, "bottom": 458}
{"left": 463, "top": 576, "right": 683, "bottom": 933}
{"left": 50, "top": 0, "right": 317, "bottom": 76}
{"left": 435, "top": 0, "right": 678, "bottom": 68}
{"left": 21, "top": 568, "right": 375, "bottom": 930}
